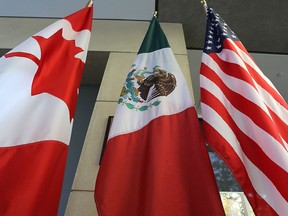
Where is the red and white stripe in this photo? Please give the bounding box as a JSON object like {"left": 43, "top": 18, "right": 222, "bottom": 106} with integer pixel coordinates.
{"left": 200, "top": 38, "right": 288, "bottom": 215}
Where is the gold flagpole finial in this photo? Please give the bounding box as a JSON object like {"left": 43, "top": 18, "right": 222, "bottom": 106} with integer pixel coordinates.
{"left": 200, "top": 0, "right": 207, "bottom": 5}
{"left": 86, "top": 0, "right": 93, "bottom": 7}
{"left": 153, "top": 11, "right": 158, "bottom": 18}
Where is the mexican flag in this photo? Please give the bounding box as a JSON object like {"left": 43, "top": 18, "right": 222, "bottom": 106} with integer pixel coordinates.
{"left": 0, "top": 4, "right": 93, "bottom": 216}
{"left": 95, "top": 16, "right": 224, "bottom": 215}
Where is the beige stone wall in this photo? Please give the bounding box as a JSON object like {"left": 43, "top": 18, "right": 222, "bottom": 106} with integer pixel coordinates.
{"left": 65, "top": 19, "right": 193, "bottom": 216}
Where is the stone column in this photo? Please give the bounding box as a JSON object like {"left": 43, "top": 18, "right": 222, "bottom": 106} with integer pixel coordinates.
{"left": 64, "top": 19, "right": 194, "bottom": 216}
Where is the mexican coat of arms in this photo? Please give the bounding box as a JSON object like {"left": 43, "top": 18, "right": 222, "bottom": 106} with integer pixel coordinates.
{"left": 118, "top": 65, "right": 177, "bottom": 111}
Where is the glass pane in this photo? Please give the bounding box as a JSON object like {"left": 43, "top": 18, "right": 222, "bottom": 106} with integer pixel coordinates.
{"left": 208, "top": 150, "right": 242, "bottom": 191}
{"left": 220, "top": 192, "right": 255, "bottom": 216}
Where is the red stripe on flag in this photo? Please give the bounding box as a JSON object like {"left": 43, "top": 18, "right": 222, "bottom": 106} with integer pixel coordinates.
{"left": 95, "top": 107, "right": 224, "bottom": 216}
{"left": 0, "top": 141, "right": 68, "bottom": 216}
{"left": 201, "top": 88, "right": 288, "bottom": 202}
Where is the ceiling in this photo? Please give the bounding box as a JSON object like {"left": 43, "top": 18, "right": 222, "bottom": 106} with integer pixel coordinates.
{"left": 1, "top": 0, "right": 287, "bottom": 55}
{"left": 158, "top": 0, "right": 288, "bottom": 54}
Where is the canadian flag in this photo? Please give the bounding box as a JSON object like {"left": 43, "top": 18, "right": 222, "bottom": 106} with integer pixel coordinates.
{"left": 0, "top": 4, "right": 93, "bottom": 216}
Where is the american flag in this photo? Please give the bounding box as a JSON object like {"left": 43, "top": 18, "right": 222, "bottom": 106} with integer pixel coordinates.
{"left": 200, "top": 4, "right": 288, "bottom": 216}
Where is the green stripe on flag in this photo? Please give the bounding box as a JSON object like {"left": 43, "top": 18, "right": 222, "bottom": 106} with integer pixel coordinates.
{"left": 138, "top": 16, "right": 170, "bottom": 54}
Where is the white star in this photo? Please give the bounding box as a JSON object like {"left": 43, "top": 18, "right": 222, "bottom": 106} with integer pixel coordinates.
{"left": 205, "top": 46, "right": 212, "bottom": 50}
{"left": 216, "top": 44, "right": 222, "bottom": 49}
{"left": 209, "top": 30, "right": 213, "bottom": 34}
{"left": 208, "top": 35, "right": 213, "bottom": 39}
{"left": 207, "top": 40, "right": 213, "bottom": 44}
{"left": 222, "top": 32, "right": 227, "bottom": 36}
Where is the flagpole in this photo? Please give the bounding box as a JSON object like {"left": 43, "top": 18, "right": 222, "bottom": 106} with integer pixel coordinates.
{"left": 86, "top": 0, "right": 93, "bottom": 7}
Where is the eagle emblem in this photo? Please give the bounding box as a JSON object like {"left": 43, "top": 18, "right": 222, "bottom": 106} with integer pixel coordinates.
{"left": 118, "top": 65, "right": 177, "bottom": 111}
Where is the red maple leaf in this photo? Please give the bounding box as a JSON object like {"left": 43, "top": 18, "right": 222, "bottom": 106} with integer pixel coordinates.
{"left": 6, "top": 29, "right": 85, "bottom": 121}
{"left": 31, "top": 29, "right": 85, "bottom": 121}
